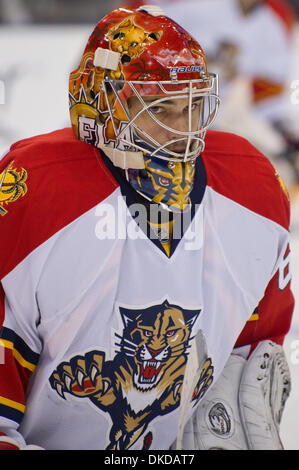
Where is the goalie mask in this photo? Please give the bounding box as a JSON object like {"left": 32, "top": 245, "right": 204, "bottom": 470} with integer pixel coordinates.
{"left": 69, "top": 5, "right": 219, "bottom": 211}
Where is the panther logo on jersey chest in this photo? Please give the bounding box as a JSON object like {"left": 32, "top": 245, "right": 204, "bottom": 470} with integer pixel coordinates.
{"left": 49, "top": 299, "right": 214, "bottom": 450}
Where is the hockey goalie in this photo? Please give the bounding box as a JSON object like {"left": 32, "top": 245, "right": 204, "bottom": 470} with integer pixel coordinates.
{"left": 0, "top": 4, "right": 294, "bottom": 450}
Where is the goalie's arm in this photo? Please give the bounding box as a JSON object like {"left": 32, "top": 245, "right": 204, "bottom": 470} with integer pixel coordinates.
{"left": 235, "top": 241, "right": 294, "bottom": 355}
{"left": 183, "top": 339, "right": 291, "bottom": 450}
{"left": 0, "top": 283, "right": 41, "bottom": 450}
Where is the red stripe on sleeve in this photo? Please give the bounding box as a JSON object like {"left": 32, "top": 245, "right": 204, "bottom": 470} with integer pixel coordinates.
{"left": 0, "top": 348, "right": 31, "bottom": 408}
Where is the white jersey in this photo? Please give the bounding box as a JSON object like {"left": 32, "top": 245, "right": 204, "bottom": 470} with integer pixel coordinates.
{"left": 0, "top": 128, "right": 293, "bottom": 450}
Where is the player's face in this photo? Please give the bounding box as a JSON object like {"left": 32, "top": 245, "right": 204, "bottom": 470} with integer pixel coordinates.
{"left": 127, "top": 94, "right": 203, "bottom": 154}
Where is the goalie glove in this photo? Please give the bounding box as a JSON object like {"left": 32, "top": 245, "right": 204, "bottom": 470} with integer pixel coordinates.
{"left": 181, "top": 340, "right": 291, "bottom": 450}
{"left": 238, "top": 340, "right": 291, "bottom": 449}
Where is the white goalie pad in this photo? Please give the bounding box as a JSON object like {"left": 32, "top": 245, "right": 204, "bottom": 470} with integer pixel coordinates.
{"left": 179, "top": 340, "right": 291, "bottom": 450}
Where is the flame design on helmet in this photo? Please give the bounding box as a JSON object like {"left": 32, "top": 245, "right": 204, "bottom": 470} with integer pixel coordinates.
{"left": 69, "top": 7, "right": 211, "bottom": 149}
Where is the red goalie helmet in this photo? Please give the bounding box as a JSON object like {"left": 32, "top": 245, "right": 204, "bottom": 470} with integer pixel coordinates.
{"left": 69, "top": 5, "right": 219, "bottom": 169}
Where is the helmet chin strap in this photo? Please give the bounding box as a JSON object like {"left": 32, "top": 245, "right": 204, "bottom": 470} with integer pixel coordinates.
{"left": 98, "top": 145, "right": 145, "bottom": 169}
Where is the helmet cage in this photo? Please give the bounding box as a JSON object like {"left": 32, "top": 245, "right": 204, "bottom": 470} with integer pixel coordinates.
{"left": 101, "top": 73, "right": 219, "bottom": 163}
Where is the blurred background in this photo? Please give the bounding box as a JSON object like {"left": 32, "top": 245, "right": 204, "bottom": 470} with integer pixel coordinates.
{"left": 0, "top": 0, "right": 299, "bottom": 449}
{"left": 0, "top": 0, "right": 121, "bottom": 155}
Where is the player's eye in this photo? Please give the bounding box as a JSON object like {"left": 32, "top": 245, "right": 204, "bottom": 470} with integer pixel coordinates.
{"left": 149, "top": 106, "right": 164, "bottom": 115}
{"left": 183, "top": 102, "right": 201, "bottom": 113}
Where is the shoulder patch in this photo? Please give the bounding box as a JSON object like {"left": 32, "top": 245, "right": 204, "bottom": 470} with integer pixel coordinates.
{"left": 0, "top": 161, "right": 28, "bottom": 216}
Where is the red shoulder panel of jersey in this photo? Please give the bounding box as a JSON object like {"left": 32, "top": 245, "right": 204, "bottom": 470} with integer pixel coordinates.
{"left": 265, "top": 0, "right": 296, "bottom": 36}
{"left": 0, "top": 128, "right": 118, "bottom": 279}
{"left": 202, "top": 130, "right": 290, "bottom": 231}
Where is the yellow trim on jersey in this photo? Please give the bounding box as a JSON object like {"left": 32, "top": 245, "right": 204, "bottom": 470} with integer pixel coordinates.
{"left": 148, "top": 219, "right": 174, "bottom": 257}
{"left": 247, "top": 312, "right": 259, "bottom": 322}
{"left": 0, "top": 339, "right": 36, "bottom": 372}
{"left": 0, "top": 396, "right": 26, "bottom": 413}
{"left": 159, "top": 235, "right": 172, "bottom": 257}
